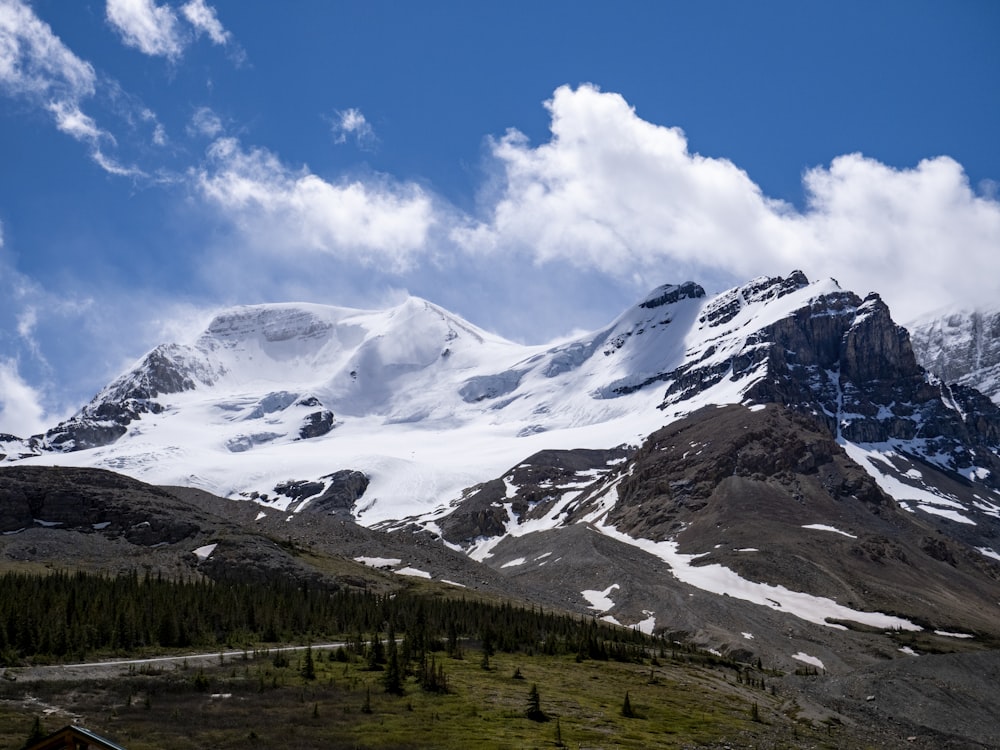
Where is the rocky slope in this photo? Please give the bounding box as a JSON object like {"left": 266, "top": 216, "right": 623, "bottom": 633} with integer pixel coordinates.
{"left": 0, "top": 466, "right": 534, "bottom": 600}
{"left": 910, "top": 306, "right": 1000, "bottom": 405}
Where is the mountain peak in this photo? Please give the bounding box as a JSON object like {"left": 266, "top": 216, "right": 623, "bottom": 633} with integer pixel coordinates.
{"left": 638, "top": 281, "right": 706, "bottom": 310}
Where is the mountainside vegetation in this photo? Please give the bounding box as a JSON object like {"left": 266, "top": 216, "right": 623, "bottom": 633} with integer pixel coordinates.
{"left": 0, "top": 570, "right": 650, "bottom": 667}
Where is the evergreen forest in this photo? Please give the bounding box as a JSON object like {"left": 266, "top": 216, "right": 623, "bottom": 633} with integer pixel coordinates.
{"left": 0, "top": 570, "right": 654, "bottom": 666}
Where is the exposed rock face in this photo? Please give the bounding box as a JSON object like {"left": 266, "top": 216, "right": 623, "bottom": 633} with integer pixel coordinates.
{"left": 607, "top": 406, "right": 890, "bottom": 545}
{"left": 0, "top": 466, "right": 199, "bottom": 543}
{"left": 301, "top": 470, "right": 369, "bottom": 515}
{"left": 651, "top": 274, "right": 1000, "bottom": 490}
{"left": 435, "top": 448, "right": 632, "bottom": 545}
{"left": 599, "top": 405, "right": 1000, "bottom": 624}
{"left": 639, "top": 281, "right": 706, "bottom": 310}
{"left": 39, "top": 343, "right": 219, "bottom": 452}
{"left": 0, "top": 433, "right": 39, "bottom": 461}
{"left": 271, "top": 470, "right": 369, "bottom": 515}
{"left": 298, "top": 409, "right": 335, "bottom": 439}
{"left": 910, "top": 307, "right": 1000, "bottom": 405}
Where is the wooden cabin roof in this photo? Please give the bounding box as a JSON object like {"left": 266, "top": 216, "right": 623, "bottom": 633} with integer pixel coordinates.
{"left": 25, "top": 725, "right": 128, "bottom": 750}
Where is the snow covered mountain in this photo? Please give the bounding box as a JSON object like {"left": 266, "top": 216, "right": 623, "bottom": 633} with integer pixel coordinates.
{"left": 8, "top": 281, "right": 711, "bottom": 521}
{"left": 909, "top": 306, "right": 1000, "bottom": 405}
{"left": 4, "top": 271, "right": 1000, "bottom": 674}
{"left": 8, "top": 272, "right": 1000, "bottom": 528}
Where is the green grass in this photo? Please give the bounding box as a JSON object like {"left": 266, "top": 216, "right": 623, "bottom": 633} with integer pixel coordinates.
{"left": 0, "top": 647, "right": 852, "bottom": 749}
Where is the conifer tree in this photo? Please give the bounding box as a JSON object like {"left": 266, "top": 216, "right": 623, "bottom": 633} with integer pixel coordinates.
{"left": 621, "top": 691, "right": 636, "bottom": 718}
{"left": 383, "top": 624, "right": 403, "bottom": 695}
{"left": 22, "top": 717, "right": 45, "bottom": 750}
{"left": 367, "top": 632, "right": 384, "bottom": 671}
{"left": 525, "top": 683, "right": 548, "bottom": 722}
{"left": 301, "top": 645, "right": 316, "bottom": 680}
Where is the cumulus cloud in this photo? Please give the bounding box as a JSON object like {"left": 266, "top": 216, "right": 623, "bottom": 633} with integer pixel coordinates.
{"left": 0, "top": 358, "right": 48, "bottom": 437}
{"left": 458, "top": 84, "right": 1000, "bottom": 324}
{"left": 106, "top": 0, "right": 183, "bottom": 59}
{"left": 193, "top": 137, "right": 436, "bottom": 270}
{"left": 333, "top": 108, "right": 376, "bottom": 148}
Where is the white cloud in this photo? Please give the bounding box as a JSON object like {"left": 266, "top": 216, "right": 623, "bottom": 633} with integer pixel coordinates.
{"left": 800, "top": 154, "right": 1000, "bottom": 319}
{"left": 188, "top": 106, "right": 223, "bottom": 138}
{"left": 0, "top": 358, "right": 48, "bottom": 437}
{"left": 48, "top": 99, "right": 105, "bottom": 141}
{"left": 333, "top": 108, "right": 376, "bottom": 148}
{"left": 0, "top": 0, "right": 147, "bottom": 176}
{"left": 106, "top": 0, "right": 238, "bottom": 61}
{"left": 106, "top": 0, "right": 183, "bottom": 59}
{"left": 0, "top": 0, "right": 96, "bottom": 98}
{"left": 15, "top": 308, "right": 34, "bottom": 339}
{"left": 180, "top": 0, "right": 229, "bottom": 45}
{"left": 194, "top": 137, "right": 436, "bottom": 269}
{"left": 457, "top": 84, "right": 1000, "bottom": 324}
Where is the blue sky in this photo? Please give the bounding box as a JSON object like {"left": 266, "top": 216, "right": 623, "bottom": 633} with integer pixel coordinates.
{"left": 1, "top": 0, "right": 999, "bottom": 436}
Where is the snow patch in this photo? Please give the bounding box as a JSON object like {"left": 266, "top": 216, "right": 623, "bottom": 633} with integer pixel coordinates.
{"left": 934, "top": 630, "right": 974, "bottom": 639}
{"left": 395, "top": 566, "right": 432, "bottom": 579}
{"left": 596, "top": 524, "right": 921, "bottom": 631}
{"left": 581, "top": 583, "right": 620, "bottom": 612}
{"left": 193, "top": 543, "right": 217, "bottom": 560}
{"left": 500, "top": 557, "right": 526, "bottom": 568}
{"left": 354, "top": 556, "right": 402, "bottom": 568}
{"left": 792, "top": 652, "right": 825, "bottom": 670}
{"left": 634, "top": 611, "right": 656, "bottom": 634}
{"left": 801, "top": 524, "right": 857, "bottom": 539}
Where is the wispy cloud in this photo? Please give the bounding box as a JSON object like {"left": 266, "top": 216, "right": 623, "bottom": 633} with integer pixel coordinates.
{"left": 333, "top": 108, "right": 376, "bottom": 149}
{"left": 194, "top": 137, "right": 435, "bottom": 269}
{"left": 0, "top": 0, "right": 96, "bottom": 98}
{"left": 180, "top": 0, "right": 229, "bottom": 46}
{"left": 187, "top": 105, "right": 223, "bottom": 138}
{"left": 0, "top": 0, "right": 150, "bottom": 175}
{"left": 105, "top": 0, "right": 183, "bottom": 59}
{"left": 106, "top": 0, "right": 237, "bottom": 61}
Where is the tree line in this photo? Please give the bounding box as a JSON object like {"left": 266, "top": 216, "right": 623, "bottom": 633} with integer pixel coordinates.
{"left": 0, "top": 570, "right": 652, "bottom": 666}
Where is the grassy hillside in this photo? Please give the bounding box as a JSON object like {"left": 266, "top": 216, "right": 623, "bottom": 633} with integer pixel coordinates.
{"left": 1, "top": 645, "right": 846, "bottom": 750}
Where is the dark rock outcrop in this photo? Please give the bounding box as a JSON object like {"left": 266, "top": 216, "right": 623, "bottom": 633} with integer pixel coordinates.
{"left": 651, "top": 273, "right": 1000, "bottom": 491}
{"left": 435, "top": 448, "right": 632, "bottom": 545}
{"left": 299, "top": 409, "right": 335, "bottom": 439}
{"left": 268, "top": 470, "right": 368, "bottom": 515}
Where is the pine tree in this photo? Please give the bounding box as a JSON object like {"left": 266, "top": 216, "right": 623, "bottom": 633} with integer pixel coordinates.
{"left": 383, "top": 625, "right": 403, "bottom": 695}
{"left": 22, "top": 717, "right": 45, "bottom": 750}
{"left": 301, "top": 645, "right": 316, "bottom": 680}
{"left": 525, "top": 683, "right": 548, "bottom": 722}
{"left": 367, "top": 632, "right": 385, "bottom": 671}
{"left": 621, "top": 691, "right": 636, "bottom": 718}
